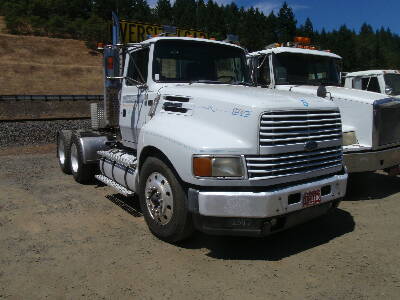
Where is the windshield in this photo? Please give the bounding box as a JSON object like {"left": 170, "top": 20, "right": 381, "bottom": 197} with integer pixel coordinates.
{"left": 153, "top": 40, "right": 249, "bottom": 84}
{"left": 384, "top": 74, "right": 400, "bottom": 96}
{"left": 273, "top": 53, "right": 341, "bottom": 86}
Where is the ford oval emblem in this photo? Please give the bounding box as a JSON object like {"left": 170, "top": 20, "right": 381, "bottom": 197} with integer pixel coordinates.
{"left": 305, "top": 141, "right": 318, "bottom": 151}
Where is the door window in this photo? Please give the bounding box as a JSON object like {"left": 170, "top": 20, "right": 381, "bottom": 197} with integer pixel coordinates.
{"left": 126, "top": 48, "right": 149, "bottom": 85}
{"left": 352, "top": 78, "right": 362, "bottom": 89}
{"left": 361, "top": 76, "right": 380, "bottom": 93}
{"left": 258, "top": 55, "right": 271, "bottom": 86}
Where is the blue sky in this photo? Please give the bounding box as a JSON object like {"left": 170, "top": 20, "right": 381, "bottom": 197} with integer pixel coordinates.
{"left": 146, "top": 0, "right": 400, "bottom": 34}
{"left": 221, "top": 0, "right": 400, "bottom": 34}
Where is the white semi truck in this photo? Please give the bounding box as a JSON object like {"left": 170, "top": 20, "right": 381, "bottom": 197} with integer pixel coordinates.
{"left": 57, "top": 20, "right": 347, "bottom": 242}
{"left": 248, "top": 41, "right": 400, "bottom": 174}
{"left": 343, "top": 70, "right": 400, "bottom": 98}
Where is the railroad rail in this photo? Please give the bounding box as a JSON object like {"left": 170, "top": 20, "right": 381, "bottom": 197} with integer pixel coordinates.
{"left": 0, "top": 95, "right": 104, "bottom": 101}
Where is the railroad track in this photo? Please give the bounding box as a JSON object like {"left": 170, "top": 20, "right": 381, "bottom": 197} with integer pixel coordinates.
{"left": 0, "top": 95, "right": 102, "bottom": 121}
{"left": 0, "top": 116, "right": 90, "bottom": 122}
{"left": 0, "top": 94, "right": 103, "bottom": 101}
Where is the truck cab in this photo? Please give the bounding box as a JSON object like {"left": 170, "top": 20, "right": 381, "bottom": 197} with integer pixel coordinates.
{"left": 57, "top": 35, "right": 347, "bottom": 242}
{"left": 248, "top": 44, "right": 400, "bottom": 174}
{"left": 343, "top": 70, "right": 400, "bottom": 98}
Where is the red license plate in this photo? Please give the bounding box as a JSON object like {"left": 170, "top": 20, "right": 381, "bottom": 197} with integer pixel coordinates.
{"left": 302, "top": 189, "right": 321, "bottom": 207}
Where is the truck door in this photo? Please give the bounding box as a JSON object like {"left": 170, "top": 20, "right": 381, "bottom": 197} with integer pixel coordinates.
{"left": 258, "top": 55, "right": 272, "bottom": 87}
{"left": 120, "top": 47, "right": 150, "bottom": 147}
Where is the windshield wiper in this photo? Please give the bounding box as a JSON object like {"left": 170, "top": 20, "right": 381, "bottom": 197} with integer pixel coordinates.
{"left": 232, "top": 81, "right": 253, "bottom": 86}
{"left": 276, "top": 80, "right": 319, "bottom": 86}
{"left": 189, "top": 80, "right": 224, "bottom": 85}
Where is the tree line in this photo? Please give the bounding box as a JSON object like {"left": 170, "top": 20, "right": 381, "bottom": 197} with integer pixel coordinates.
{"left": 1, "top": 0, "right": 399, "bottom": 71}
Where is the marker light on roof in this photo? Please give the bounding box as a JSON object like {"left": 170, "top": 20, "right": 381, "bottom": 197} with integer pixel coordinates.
{"left": 294, "top": 36, "right": 311, "bottom": 45}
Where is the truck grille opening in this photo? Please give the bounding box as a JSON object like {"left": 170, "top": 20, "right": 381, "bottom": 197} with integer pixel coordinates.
{"left": 246, "top": 146, "right": 343, "bottom": 180}
{"left": 375, "top": 101, "right": 400, "bottom": 146}
{"left": 259, "top": 110, "right": 342, "bottom": 146}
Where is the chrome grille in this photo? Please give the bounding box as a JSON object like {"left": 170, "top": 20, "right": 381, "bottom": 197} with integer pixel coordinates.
{"left": 246, "top": 146, "right": 343, "bottom": 180}
{"left": 260, "top": 110, "right": 342, "bottom": 146}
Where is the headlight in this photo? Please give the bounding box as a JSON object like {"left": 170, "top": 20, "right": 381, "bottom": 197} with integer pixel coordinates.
{"left": 342, "top": 131, "right": 358, "bottom": 146}
{"left": 193, "top": 156, "right": 245, "bottom": 178}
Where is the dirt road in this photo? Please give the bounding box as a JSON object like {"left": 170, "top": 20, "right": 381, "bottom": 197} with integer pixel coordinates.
{"left": 1, "top": 147, "right": 399, "bottom": 299}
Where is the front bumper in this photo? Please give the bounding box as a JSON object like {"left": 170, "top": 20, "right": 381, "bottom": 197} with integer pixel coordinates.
{"left": 344, "top": 146, "right": 400, "bottom": 173}
{"left": 188, "top": 173, "right": 347, "bottom": 235}
{"left": 188, "top": 173, "right": 348, "bottom": 237}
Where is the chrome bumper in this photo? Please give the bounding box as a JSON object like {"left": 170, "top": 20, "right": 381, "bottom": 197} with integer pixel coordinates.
{"left": 188, "top": 173, "right": 347, "bottom": 218}
{"left": 344, "top": 146, "right": 400, "bottom": 173}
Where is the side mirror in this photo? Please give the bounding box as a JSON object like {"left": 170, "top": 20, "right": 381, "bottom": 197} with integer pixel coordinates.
{"left": 104, "top": 46, "right": 121, "bottom": 89}
{"left": 385, "top": 86, "right": 393, "bottom": 95}
{"left": 317, "top": 84, "right": 327, "bottom": 98}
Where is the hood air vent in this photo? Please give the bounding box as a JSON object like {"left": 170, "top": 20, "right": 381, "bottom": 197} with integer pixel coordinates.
{"left": 163, "top": 102, "right": 188, "bottom": 113}
{"left": 164, "top": 96, "right": 190, "bottom": 102}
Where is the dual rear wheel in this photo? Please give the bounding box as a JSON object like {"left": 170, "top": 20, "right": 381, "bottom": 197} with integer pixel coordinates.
{"left": 57, "top": 130, "right": 96, "bottom": 183}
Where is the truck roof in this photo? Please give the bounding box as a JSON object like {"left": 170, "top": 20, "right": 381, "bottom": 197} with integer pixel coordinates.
{"left": 129, "top": 36, "right": 245, "bottom": 50}
{"left": 248, "top": 46, "right": 342, "bottom": 60}
{"left": 345, "top": 70, "right": 400, "bottom": 77}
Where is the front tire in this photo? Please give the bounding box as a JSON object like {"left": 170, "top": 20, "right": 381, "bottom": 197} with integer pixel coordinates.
{"left": 70, "top": 132, "right": 96, "bottom": 184}
{"left": 139, "top": 157, "right": 194, "bottom": 243}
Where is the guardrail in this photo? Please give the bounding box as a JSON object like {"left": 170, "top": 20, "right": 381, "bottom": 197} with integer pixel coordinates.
{"left": 0, "top": 95, "right": 104, "bottom": 101}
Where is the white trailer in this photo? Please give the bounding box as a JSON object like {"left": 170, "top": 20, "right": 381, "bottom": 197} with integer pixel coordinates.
{"left": 57, "top": 26, "right": 347, "bottom": 242}
{"left": 248, "top": 43, "right": 400, "bottom": 174}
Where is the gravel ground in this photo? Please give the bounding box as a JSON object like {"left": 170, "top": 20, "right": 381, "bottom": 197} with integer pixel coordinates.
{"left": 0, "top": 149, "right": 400, "bottom": 299}
{"left": 0, "top": 119, "right": 90, "bottom": 148}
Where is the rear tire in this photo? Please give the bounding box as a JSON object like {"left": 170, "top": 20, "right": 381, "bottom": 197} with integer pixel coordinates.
{"left": 57, "top": 130, "right": 72, "bottom": 174}
{"left": 139, "top": 157, "right": 194, "bottom": 243}
{"left": 70, "top": 132, "right": 96, "bottom": 184}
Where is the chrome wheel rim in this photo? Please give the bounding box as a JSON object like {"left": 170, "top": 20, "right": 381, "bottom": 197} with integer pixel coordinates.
{"left": 145, "top": 172, "right": 174, "bottom": 225}
{"left": 70, "top": 143, "right": 79, "bottom": 173}
{"left": 58, "top": 138, "right": 65, "bottom": 165}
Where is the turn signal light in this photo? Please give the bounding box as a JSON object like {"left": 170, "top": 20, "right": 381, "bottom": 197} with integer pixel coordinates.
{"left": 193, "top": 157, "right": 212, "bottom": 177}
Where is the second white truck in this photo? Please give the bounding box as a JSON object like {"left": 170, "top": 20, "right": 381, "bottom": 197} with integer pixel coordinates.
{"left": 248, "top": 41, "right": 400, "bottom": 173}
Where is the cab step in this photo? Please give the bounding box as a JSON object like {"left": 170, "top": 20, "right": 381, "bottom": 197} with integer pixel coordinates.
{"left": 95, "top": 174, "right": 134, "bottom": 197}
{"left": 97, "top": 149, "right": 137, "bottom": 168}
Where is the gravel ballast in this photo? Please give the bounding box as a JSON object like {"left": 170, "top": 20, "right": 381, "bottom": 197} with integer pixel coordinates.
{"left": 0, "top": 119, "right": 91, "bottom": 148}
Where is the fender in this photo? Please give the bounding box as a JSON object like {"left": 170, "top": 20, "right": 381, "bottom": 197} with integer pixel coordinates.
{"left": 79, "top": 136, "right": 109, "bottom": 164}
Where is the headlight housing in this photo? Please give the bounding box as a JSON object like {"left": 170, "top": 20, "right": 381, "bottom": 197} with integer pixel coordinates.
{"left": 342, "top": 131, "right": 358, "bottom": 146}
{"left": 193, "top": 156, "right": 245, "bottom": 178}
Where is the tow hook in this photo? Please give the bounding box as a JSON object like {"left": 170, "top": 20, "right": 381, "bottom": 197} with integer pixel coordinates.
{"left": 385, "top": 165, "right": 400, "bottom": 176}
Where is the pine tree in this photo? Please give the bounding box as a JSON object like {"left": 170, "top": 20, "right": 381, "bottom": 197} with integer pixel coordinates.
{"left": 277, "top": 2, "right": 297, "bottom": 42}
{"left": 154, "top": 0, "right": 172, "bottom": 25}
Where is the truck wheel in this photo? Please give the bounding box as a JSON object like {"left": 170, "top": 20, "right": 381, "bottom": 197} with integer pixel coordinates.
{"left": 57, "top": 130, "right": 72, "bottom": 174}
{"left": 139, "top": 157, "right": 194, "bottom": 243}
{"left": 70, "top": 132, "right": 95, "bottom": 184}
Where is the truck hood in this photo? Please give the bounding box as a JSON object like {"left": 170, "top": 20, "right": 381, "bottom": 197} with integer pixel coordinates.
{"left": 157, "top": 83, "right": 338, "bottom": 111}
{"left": 275, "top": 85, "right": 389, "bottom": 105}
